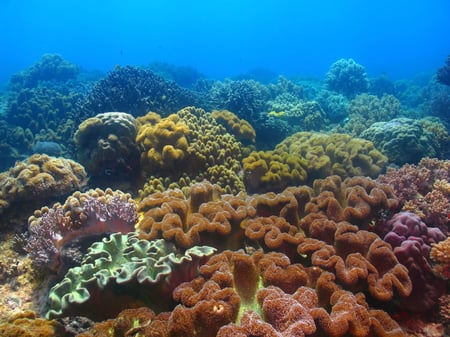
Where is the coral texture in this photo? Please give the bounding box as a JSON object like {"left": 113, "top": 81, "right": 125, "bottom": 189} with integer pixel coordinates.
{"left": 0, "top": 154, "right": 87, "bottom": 222}
{"left": 337, "top": 93, "right": 402, "bottom": 136}
{"left": 430, "top": 236, "right": 450, "bottom": 280}
{"left": 26, "top": 188, "right": 138, "bottom": 271}
{"left": 360, "top": 118, "right": 439, "bottom": 165}
{"left": 0, "top": 310, "right": 67, "bottom": 337}
{"left": 47, "top": 232, "right": 216, "bottom": 320}
{"left": 325, "top": 58, "right": 369, "bottom": 98}
{"left": 169, "top": 250, "right": 406, "bottom": 337}
{"left": 74, "top": 112, "right": 141, "bottom": 186}
{"left": 80, "top": 65, "right": 197, "bottom": 116}
{"left": 380, "top": 212, "right": 446, "bottom": 311}
{"left": 243, "top": 132, "right": 387, "bottom": 193}
{"left": 377, "top": 158, "right": 450, "bottom": 232}
{"left": 211, "top": 109, "right": 256, "bottom": 144}
{"left": 137, "top": 107, "right": 244, "bottom": 196}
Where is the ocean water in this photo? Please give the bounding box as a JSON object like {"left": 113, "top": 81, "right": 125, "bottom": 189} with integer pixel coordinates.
{"left": 0, "top": 0, "right": 449, "bottom": 83}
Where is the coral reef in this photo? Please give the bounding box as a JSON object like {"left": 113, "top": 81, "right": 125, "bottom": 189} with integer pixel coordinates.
{"left": 147, "top": 250, "right": 405, "bottom": 337}
{"left": 25, "top": 188, "right": 138, "bottom": 271}
{"left": 74, "top": 112, "right": 141, "bottom": 189}
{"left": 325, "top": 58, "right": 369, "bottom": 98}
{"left": 430, "top": 236, "right": 450, "bottom": 280}
{"left": 137, "top": 107, "right": 244, "bottom": 196}
{"left": 8, "top": 53, "right": 79, "bottom": 91}
{"left": 266, "top": 94, "right": 329, "bottom": 132}
{"left": 46, "top": 232, "right": 216, "bottom": 320}
{"left": 0, "top": 154, "right": 87, "bottom": 225}
{"left": 211, "top": 109, "right": 256, "bottom": 144}
{"left": 0, "top": 310, "right": 68, "bottom": 337}
{"left": 243, "top": 132, "right": 387, "bottom": 193}
{"left": 5, "top": 86, "right": 84, "bottom": 136}
{"left": 360, "top": 118, "right": 440, "bottom": 165}
{"left": 380, "top": 212, "right": 446, "bottom": 311}
{"left": 437, "top": 54, "right": 450, "bottom": 86}
{"left": 79, "top": 65, "right": 198, "bottom": 116}
{"left": 336, "top": 93, "right": 403, "bottom": 136}
{"left": 377, "top": 157, "right": 450, "bottom": 232}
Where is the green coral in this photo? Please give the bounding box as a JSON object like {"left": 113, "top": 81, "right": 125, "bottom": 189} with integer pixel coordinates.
{"left": 360, "top": 117, "right": 440, "bottom": 165}
{"left": 46, "top": 232, "right": 216, "bottom": 321}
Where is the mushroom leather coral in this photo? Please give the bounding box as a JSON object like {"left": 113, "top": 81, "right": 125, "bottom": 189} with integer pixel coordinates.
{"left": 137, "top": 177, "right": 410, "bottom": 303}
{"left": 168, "top": 250, "right": 406, "bottom": 337}
{"left": 47, "top": 232, "right": 216, "bottom": 321}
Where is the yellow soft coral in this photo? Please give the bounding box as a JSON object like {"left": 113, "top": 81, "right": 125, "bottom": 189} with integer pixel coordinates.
{"left": 211, "top": 109, "right": 256, "bottom": 144}
{"left": 136, "top": 113, "right": 191, "bottom": 173}
{"left": 243, "top": 132, "right": 387, "bottom": 193}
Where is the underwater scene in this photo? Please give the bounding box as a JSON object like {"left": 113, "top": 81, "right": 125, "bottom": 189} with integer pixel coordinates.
{"left": 0, "top": 1, "right": 450, "bottom": 336}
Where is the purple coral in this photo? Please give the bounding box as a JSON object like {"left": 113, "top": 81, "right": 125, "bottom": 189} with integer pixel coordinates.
{"left": 382, "top": 212, "right": 446, "bottom": 312}
{"left": 25, "top": 195, "right": 138, "bottom": 271}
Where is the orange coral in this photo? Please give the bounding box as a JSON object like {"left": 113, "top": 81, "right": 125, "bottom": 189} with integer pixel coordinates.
{"left": 136, "top": 112, "right": 191, "bottom": 173}
{"left": 430, "top": 236, "right": 450, "bottom": 279}
{"left": 170, "top": 250, "right": 406, "bottom": 337}
{"left": 137, "top": 181, "right": 253, "bottom": 249}
{"left": 0, "top": 310, "right": 67, "bottom": 337}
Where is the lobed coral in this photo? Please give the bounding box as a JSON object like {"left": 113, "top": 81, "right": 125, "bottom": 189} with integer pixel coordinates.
{"left": 150, "top": 250, "right": 406, "bottom": 337}
{"left": 211, "top": 109, "right": 256, "bottom": 144}
{"left": 380, "top": 212, "right": 446, "bottom": 311}
{"left": 0, "top": 154, "right": 87, "bottom": 224}
{"left": 74, "top": 112, "right": 141, "bottom": 189}
{"left": 243, "top": 131, "right": 387, "bottom": 193}
{"left": 46, "top": 232, "right": 216, "bottom": 321}
{"left": 137, "top": 107, "right": 244, "bottom": 196}
{"left": 337, "top": 93, "right": 403, "bottom": 136}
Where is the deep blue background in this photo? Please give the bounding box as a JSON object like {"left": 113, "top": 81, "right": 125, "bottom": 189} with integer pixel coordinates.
{"left": 1, "top": 0, "right": 449, "bottom": 84}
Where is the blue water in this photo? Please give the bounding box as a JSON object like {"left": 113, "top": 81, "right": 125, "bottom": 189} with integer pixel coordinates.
{"left": 1, "top": 0, "right": 449, "bottom": 84}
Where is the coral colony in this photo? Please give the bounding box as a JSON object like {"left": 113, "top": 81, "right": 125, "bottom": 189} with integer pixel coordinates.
{"left": 0, "top": 54, "right": 449, "bottom": 336}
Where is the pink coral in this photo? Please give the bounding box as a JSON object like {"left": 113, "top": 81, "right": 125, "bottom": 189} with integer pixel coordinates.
{"left": 25, "top": 189, "right": 138, "bottom": 270}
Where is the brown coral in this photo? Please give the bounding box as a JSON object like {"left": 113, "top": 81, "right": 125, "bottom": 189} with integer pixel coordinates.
{"left": 74, "top": 111, "right": 140, "bottom": 189}
{"left": 0, "top": 154, "right": 86, "bottom": 225}
{"left": 172, "top": 250, "right": 406, "bottom": 337}
{"left": 211, "top": 109, "right": 256, "bottom": 144}
{"left": 137, "top": 181, "right": 253, "bottom": 249}
{"left": 0, "top": 310, "right": 67, "bottom": 337}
